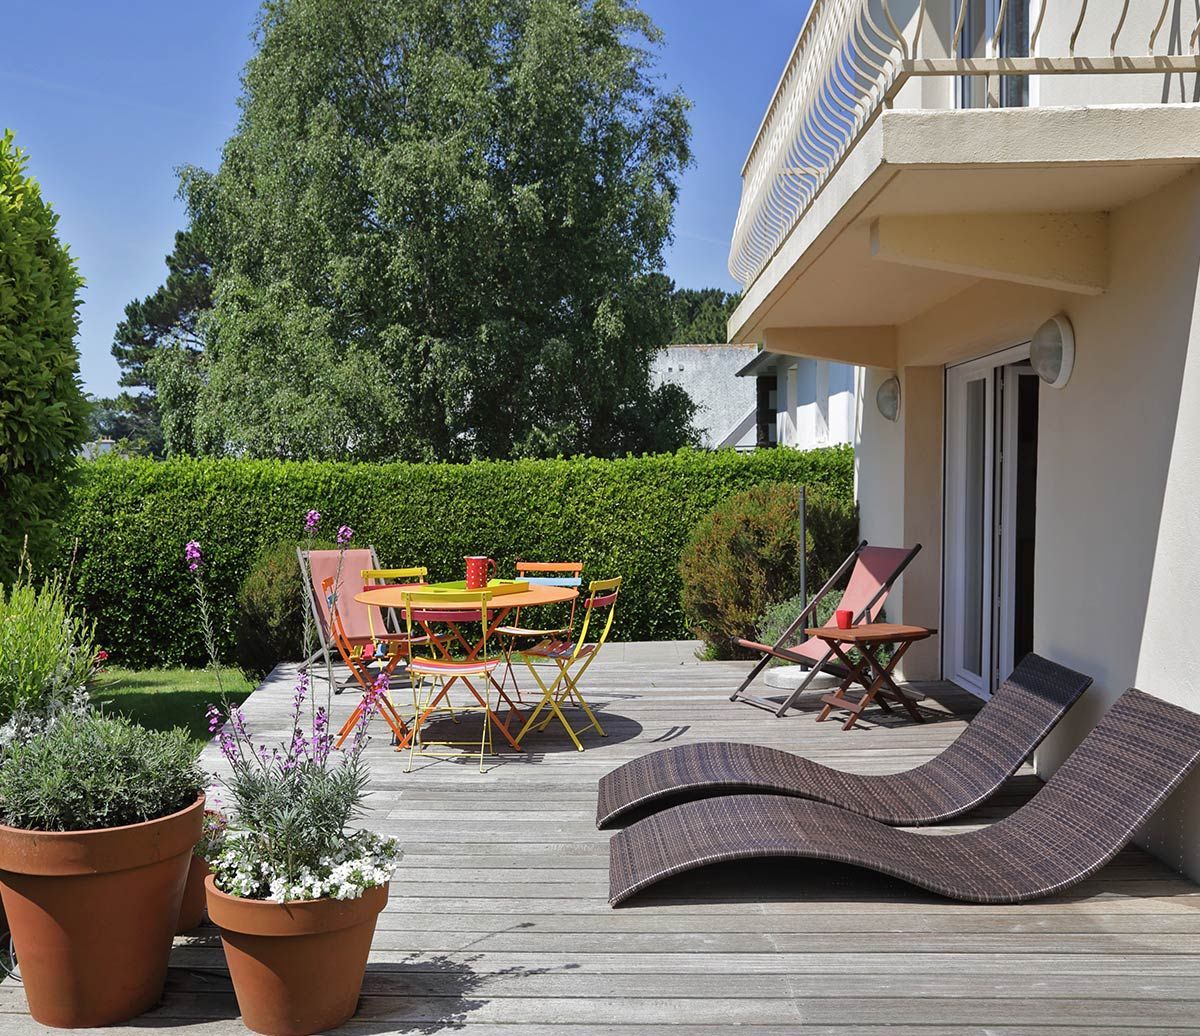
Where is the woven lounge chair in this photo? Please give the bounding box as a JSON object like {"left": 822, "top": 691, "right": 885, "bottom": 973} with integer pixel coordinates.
{"left": 731, "top": 541, "right": 922, "bottom": 716}
{"left": 608, "top": 688, "right": 1200, "bottom": 906}
{"left": 598, "top": 653, "right": 1090, "bottom": 828}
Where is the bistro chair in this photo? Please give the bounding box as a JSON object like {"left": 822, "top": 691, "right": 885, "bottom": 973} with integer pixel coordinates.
{"left": 514, "top": 576, "right": 621, "bottom": 752}
{"left": 400, "top": 588, "right": 526, "bottom": 773}
{"left": 322, "top": 575, "right": 419, "bottom": 749}
{"left": 729, "top": 541, "right": 922, "bottom": 717}
{"left": 496, "top": 561, "right": 584, "bottom": 700}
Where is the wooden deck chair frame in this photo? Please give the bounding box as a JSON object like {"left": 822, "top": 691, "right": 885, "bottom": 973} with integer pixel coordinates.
{"left": 514, "top": 577, "right": 621, "bottom": 751}
{"left": 730, "top": 542, "right": 922, "bottom": 717}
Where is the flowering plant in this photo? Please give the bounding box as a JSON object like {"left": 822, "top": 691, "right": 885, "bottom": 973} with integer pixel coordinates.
{"left": 202, "top": 515, "right": 401, "bottom": 901}
{"left": 196, "top": 807, "right": 228, "bottom": 859}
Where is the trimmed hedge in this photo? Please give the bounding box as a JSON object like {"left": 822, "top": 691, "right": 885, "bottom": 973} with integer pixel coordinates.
{"left": 63, "top": 446, "right": 853, "bottom": 668}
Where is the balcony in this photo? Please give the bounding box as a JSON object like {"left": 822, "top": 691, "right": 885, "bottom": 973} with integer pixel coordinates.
{"left": 728, "top": 1, "right": 1200, "bottom": 347}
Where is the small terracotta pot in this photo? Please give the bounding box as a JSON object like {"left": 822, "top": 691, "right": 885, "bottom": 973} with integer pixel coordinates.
{"left": 0, "top": 794, "right": 205, "bottom": 1028}
{"left": 176, "top": 854, "right": 211, "bottom": 933}
{"left": 206, "top": 877, "right": 387, "bottom": 1036}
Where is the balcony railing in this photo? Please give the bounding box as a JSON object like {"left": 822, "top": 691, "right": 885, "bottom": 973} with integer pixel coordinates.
{"left": 729, "top": 0, "right": 1200, "bottom": 289}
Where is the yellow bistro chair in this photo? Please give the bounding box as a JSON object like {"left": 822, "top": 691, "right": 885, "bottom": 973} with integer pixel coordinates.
{"left": 400, "top": 588, "right": 524, "bottom": 773}
{"left": 514, "top": 577, "right": 621, "bottom": 751}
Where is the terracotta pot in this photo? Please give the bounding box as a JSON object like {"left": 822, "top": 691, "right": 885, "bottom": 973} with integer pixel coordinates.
{"left": 206, "top": 876, "right": 388, "bottom": 1036}
{"left": 176, "top": 854, "right": 211, "bottom": 933}
{"left": 0, "top": 794, "right": 205, "bottom": 1028}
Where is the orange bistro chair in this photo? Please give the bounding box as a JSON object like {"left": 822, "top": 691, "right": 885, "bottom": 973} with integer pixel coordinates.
{"left": 514, "top": 577, "right": 621, "bottom": 751}
{"left": 400, "top": 588, "right": 526, "bottom": 773}
{"left": 496, "top": 561, "right": 584, "bottom": 699}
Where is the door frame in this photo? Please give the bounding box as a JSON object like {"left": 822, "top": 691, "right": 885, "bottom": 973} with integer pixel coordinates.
{"left": 942, "top": 342, "right": 1031, "bottom": 698}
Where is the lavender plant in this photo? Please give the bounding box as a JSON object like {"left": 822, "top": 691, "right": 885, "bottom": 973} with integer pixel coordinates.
{"left": 186, "top": 540, "right": 225, "bottom": 699}
{"left": 202, "top": 514, "right": 400, "bottom": 901}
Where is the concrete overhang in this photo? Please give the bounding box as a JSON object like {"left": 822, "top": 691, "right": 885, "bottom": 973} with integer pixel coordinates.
{"left": 728, "top": 104, "right": 1200, "bottom": 364}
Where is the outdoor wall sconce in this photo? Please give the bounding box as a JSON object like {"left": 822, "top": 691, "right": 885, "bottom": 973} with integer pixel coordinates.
{"left": 1031, "top": 314, "right": 1075, "bottom": 389}
{"left": 876, "top": 374, "right": 901, "bottom": 422}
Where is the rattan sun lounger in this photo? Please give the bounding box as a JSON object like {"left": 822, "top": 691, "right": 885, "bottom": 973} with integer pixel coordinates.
{"left": 598, "top": 653, "right": 1091, "bottom": 828}
{"left": 609, "top": 688, "right": 1200, "bottom": 906}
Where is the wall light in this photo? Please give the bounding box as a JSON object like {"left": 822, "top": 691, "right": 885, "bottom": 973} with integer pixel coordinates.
{"left": 876, "top": 375, "right": 901, "bottom": 422}
{"left": 1031, "top": 314, "right": 1075, "bottom": 389}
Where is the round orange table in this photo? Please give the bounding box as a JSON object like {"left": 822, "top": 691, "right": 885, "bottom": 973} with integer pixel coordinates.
{"left": 355, "top": 583, "right": 577, "bottom": 612}
{"left": 353, "top": 583, "right": 578, "bottom": 753}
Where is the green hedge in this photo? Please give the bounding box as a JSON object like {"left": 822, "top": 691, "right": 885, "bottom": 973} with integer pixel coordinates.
{"left": 63, "top": 447, "right": 853, "bottom": 668}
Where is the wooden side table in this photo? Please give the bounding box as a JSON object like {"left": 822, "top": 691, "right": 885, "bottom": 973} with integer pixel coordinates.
{"left": 805, "top": 623, "right": 937, "bottom": 731}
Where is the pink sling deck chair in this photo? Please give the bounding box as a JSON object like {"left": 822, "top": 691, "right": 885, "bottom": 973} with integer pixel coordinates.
{"left": 299, "top": 547, "right": 422, "bottom": 693}
{"left": 730, "top": 541, "right": 922, "bottom": 717}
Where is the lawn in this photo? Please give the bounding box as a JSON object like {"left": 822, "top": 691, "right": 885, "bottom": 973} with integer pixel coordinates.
{"left": 91, "top": 667, "right": 254, "bottom": 754}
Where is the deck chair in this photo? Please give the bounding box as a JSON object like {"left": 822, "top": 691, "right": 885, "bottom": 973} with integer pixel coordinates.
{"left": 298, "top": 547, "right": 426, "bottom": 694}
{"left": 496, "top": 561, "right": 584, "bottom": 700}
{"left": 514, "top": 577, "right": 621, "bottom": 751}
{"left": 609, "top": 687, "right": 1200, "bottom": 906}
{"left": 597, "top": 653, "right": 1091, "bottom": 828}
{"left": 730, "top": 541, "right": 922, "bottom": 717}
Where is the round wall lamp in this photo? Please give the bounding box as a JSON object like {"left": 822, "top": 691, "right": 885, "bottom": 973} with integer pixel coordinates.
{"left": 1031, "top": 314, "right": 1075, "bottom": 389}
{"left": 876, "top": 374, "right": 901, "bottom": 422}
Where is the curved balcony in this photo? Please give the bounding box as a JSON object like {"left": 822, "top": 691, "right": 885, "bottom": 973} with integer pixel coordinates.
{"left": 729, "top": 0, "right": 1200, "bottom": 291}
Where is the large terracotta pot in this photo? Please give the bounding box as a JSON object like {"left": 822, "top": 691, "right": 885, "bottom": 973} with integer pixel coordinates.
{"left": 206, "top": 876, "right": 388, "bottom": 1036}
{"left": 0, "top": 794, "right": 205, "bottom": 1028}
{"left": 176, "top": 854, "right": 211, "bottom": 933}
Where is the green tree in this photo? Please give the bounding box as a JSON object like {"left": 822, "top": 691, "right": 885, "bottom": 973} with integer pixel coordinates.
{"left": 0, "top": 130, "right": 89, "bottom": 580}
{"left": 103, "top": 230, "right": 212, "bottom": 456}
{"left": 670, "top": 286, "right": 740, "bottom": 344}
{"left": 180, "top": 0, "right": 696, "bottom": 461}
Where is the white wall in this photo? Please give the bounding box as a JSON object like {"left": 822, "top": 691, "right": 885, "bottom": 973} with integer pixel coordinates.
{"left": 651, "top": 345, "right": 757, "bottom": 448}
{"left": 857, "top": 166, "right": 1200, "bottom": 879}
{"left": 777, "top": 358, "right": 858, "bottom": 451}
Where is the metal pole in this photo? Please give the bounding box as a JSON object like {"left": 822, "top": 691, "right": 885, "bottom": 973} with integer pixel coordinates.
{"left": 798, "top": 484, "right": 807, "bottom": 642}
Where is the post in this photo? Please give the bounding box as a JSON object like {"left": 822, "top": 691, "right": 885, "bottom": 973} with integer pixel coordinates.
{"left": 798, "top": 484, "right": 807, "bottom": 643}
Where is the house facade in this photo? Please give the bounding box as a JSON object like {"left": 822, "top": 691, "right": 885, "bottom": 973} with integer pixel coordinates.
{"left": 727, "top": 1, "right": 1200, "bottom": 879}
{"left": 652, "top": 344, "right": 857, "bottom": 451}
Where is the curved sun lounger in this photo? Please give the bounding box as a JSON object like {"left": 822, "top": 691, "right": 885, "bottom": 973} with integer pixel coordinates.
{"left": 598, "top": 653, "right": 1091, "bottom": 829}
{"left": 608, "top": 688, "right": 1200, "bottom": 906}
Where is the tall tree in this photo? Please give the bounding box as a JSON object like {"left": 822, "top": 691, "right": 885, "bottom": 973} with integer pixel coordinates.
{"left": 669, "top": 286, "right": 741, "bottom": 344}
{"left": 179, "top": 0, "right": 696, "bottom": 461}
{"left": 0, "top": 130, "right": 89, "bottom": 580}
{"left": 101, "top": 230, "right": 212, "bottom": 456}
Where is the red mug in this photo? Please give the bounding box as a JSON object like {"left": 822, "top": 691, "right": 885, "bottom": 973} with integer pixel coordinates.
{"left": 835, "top": 608, "right": 854, "bottom": 630}
{"left": 465, "top": 556, "right": 497, "bottom": 590}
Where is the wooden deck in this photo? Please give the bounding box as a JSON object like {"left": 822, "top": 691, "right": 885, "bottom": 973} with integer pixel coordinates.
{"left": 7, "top": 643, "right": 1200, "bottom": 1033}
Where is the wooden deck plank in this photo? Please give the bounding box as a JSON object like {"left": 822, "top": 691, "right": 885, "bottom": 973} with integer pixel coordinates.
{"left": 4, "top": 646, "right": 1196, "bottom": 1032}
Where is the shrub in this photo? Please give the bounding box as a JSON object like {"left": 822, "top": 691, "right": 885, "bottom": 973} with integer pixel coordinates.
{"left": 62, "top": 446, "right": 853, "bottom": 667}
{"left": 0, "top": 710, "right": 204, "bottom": 831}
{"left": 235, "top": 539, "right": 333, "bottom": 680}
{"left": 680, "top": 484, "right": 858, "bottom": 659}
{"left": 756, "top": 589, "right": 891, "bottom": 668}
{"left": 0, "top": 131, "right": 90, "bottom": 582}
{"left": 0, "top": 571, "right": 96, "bottom": 742}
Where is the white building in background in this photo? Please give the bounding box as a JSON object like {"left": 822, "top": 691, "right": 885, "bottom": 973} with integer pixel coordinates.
{"left": 727, "top": 1, "right": 1200, "bottom": 880}
{"left": 733, "top": 351, "right": 856, "bottom": 450}
{"left": 652, "top": 344, "right": 857, "bottom": 451}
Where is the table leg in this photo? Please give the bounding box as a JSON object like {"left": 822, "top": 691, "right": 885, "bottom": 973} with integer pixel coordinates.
{"left": 816, "top": 643, "right": 873, "bottom": 722}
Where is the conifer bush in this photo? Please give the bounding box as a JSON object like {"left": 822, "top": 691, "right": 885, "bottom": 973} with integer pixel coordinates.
{"left": 0, "top": 131, "right": 89, "bottom": 582}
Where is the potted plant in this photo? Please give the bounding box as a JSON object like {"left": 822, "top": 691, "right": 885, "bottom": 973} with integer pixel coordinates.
{"left": 177, "top": 807, "right": 228, "bottom": 933}
{"left": 199, "top": 519, "right": 401, "bottom": 1035}
{"left": 0, "top": 710, "right": 205, "bottom": 1027}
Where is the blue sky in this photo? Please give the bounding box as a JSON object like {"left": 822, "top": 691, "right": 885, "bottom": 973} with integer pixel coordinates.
{"left": 2, "top": 0, "right": 805, "bottom": 397}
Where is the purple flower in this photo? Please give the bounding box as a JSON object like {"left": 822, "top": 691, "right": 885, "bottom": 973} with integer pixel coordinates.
{"left": 336, "top": 524, "right": 354, "bottom": 546}
{"left": 313, "top": 708, "right": 332, "bottom": 765}
{"left": 304, "top": 509, "right": 321, "bottom": 533}
{"left": 205, "top": 704, "right": 222, "bottom": 734}
{"left": 185, "top": 540, "right": 202, "bottom": 573}
{"left": 217, "top": 728, "right": 237, "bottom": 765}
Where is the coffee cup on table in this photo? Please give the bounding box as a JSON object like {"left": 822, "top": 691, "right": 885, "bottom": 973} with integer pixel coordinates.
{"left": 465, "top": 556, "right": 497, "bottom": 590}
{"left": 835, "top": 608, "right": 853, "bottom": 630}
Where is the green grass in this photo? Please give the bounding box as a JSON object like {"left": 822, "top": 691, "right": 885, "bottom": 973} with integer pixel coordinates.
{"left": 91, "top": 667, "right": 254, "bottom": 754}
